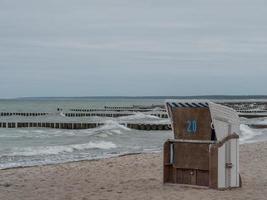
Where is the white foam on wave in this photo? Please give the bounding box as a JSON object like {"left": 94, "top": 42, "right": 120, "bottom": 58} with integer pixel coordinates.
{"left": 95, "top": 120, "right": 132, "bottom": 137}
{"left": 79, "top": 120, "right": 131, "bottom": 137}
{"left": 254, "top": 117, "right": 267, "bottom": 125}
{"left": 240, "top": 124, "right": 265, "bottom": 144}
{"left": 152, "top": 107, "right": 164, "bottom": 111}
{"left": 59, "top": 112, "right": 66, "bottom": 117}
{"left": 3, "top": 141, "right": 117, "bottom": 156}
{"left": 117, "top": 112, "right": 171, "bottom": 124}
{"left": 99, "top": 120, "right": 131, "bottom": 131}
{"left": 118, "top": 112, "right": 160, "bottom": 120}
{"left": 0, "top": 128, "right": 78, "bottom": 139}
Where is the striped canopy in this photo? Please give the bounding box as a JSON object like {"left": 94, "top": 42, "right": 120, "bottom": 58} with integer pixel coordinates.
{"left": 165, "top": 100, "right": 209, "bottom": 108}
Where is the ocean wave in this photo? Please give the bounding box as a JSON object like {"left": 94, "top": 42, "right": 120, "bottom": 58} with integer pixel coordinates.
{"left": 0, "top": 129, "right": 77, "bottom": 139}
{"left": 253, "top": 117, "right": 267, "bottom": 125}
{"left": 240, "top": 124, "right": 265, "bottom": 144}
{"left": 152, "top": 107, "right": 164, "bottom": 111}
{"left": 99, "top": 120, "right": 131, "bottom": 131}
{"left": 79, "top": 120, "right": 131, "bottom": 138}
{"left": 0, "top": 121, "right": 132, "bottom": 139}
{"left": 118, "top": 112, "right": 160, "bottom": 121}
{"left": 2, "top": 141, "right": 117, "bottom": 157}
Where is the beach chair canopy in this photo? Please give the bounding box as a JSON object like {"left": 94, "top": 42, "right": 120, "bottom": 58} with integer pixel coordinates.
{"left": 165, "top": 100, "right": 241, "bottom": 141}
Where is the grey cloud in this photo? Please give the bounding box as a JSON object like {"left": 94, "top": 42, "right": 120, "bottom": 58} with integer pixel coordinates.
{"left": 0, "top": 0, "right": 266, "bottom": 97}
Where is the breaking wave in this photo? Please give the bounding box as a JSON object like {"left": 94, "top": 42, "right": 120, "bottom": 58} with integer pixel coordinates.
{"left": 98, "top": 120, "right": 131, "bottom": 131}
{"left": 79, "top": 120, "right": 131, "bottom": 137}
{"left": 2, "top": 141, "right": 117, "bottom": 157}
{"left": 118, "top": 112, "right": 160, "bottom": 120}
{"left": 240, "top": 124, "right": 265, "bottom": 144}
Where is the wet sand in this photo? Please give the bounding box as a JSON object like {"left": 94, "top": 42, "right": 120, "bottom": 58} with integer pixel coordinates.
{"left": 0, "top": 142, "right": 267, "bottom": 200}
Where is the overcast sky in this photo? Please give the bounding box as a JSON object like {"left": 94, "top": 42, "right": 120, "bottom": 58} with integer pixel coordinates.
{"left": 0, "top": 0, "right": 266, "bottom": 98}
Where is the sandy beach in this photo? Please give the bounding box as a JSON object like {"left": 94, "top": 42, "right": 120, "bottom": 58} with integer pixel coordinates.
{"left": 0, "top": 142, "right": 266, "bottom": 200}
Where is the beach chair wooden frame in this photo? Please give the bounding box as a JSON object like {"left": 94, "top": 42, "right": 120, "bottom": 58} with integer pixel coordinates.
{"left": 164, "top": 101, "right": 241, "bottom": 189}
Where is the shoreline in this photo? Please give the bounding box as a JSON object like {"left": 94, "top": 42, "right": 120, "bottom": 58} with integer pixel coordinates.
{"left": 0, "top": 140, "right": 261, "bottom": 171}
{"left": 0, "top": 142, "right": 267, "bottom": 200}
{"left": 0, "top": 152, "right": 144, "bottom": 171}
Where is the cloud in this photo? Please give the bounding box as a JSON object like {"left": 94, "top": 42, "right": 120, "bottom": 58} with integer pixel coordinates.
{"left": 0, "top": 0, "right": 267, "bottom": 97}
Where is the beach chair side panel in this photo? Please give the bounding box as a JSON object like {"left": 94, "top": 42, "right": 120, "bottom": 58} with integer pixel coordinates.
{"left": 218, "top": 139, "right": 240, "bottom": 189}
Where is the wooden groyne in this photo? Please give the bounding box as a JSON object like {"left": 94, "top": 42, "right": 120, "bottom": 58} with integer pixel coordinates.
{"left": 2, "top": 111, "right": 266, "bottom": 119}
{"left": 69, "top": 108, "right": 164, "bottom": 112}
{"left": 248, "top": 124, "right": 267, "bottom": 129}
{"left": 238, "top": 113, "right": 267, "bottom": 119}
{"left": 68, "top": 105, "right": 165, "bottom": 113}
{"left": 0, "top": 112, "right": 48, "bottom": 117}
{"left": 0, "top": 111, "right": 168, "bottom": 118}
{"left": 126, "top": 123, "right": 170, "bottom": 131}
{"left": 64, "top": 112, "right": 168, "bottom": 118}
{"left": 2, "top": 100, "right": 267, "bottom": 119}
{"left": 221, "top": 100, "right": 267, "bottom": 111}
{"left": 1, "top": 101, "right": 267, "bottom": 131}
{"left": 1, "top": 121, "right": 266, "bottom": 130}
{"left": 0, "top": 122, "right": 171, "bottom": 131}
{"left": 66, "top": 106, "right": 167, "bottom": 118}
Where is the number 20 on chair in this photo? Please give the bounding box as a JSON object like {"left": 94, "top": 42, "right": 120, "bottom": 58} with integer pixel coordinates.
{"left": 187, "top": 120, "right": 197, "bottom": 134}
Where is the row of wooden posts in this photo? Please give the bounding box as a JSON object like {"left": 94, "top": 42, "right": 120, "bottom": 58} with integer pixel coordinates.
{"left": 0, "top": 122, "right": 171, "bottom": 131}
{"left": 70, "top": 108, "right": 165, "bottom": 112}
{"left": 64, "top": 112, "right": 169, "bottom": 118}
{"left": 2, "top": 111, "right": 266, "bottom": 119}
{"left": 248, "top": 124, "right": 267, "bottom": 129}
{"left": 0, "top": 112, "right": 169, "bottom": 118}
{"left": 0, "top": 112, "right": 48, "bottom": 117}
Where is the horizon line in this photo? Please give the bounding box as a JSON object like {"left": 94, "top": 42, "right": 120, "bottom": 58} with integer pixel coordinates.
{"left": 1, "top": 95, "right": 267, "bottom": 100}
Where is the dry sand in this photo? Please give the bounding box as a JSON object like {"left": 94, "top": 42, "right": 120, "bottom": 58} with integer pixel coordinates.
{"left": 0, "top": 142, "right": 267, "bottom": 200}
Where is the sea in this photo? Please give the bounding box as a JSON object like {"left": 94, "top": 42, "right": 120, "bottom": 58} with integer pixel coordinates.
{"left": 0, "top": 96, "right": 267, "bottom": 169}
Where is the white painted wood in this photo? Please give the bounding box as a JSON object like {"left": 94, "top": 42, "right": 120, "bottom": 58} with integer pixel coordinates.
{"left": 230, "top": 139, "right": 238, "bottom": 187}
{"left": 225, "top": 140, "right": 232, "bottom": 188}
{"left": 209, "top": 102, "right": 241, "bottom": 188}
{"left": 209, "top": 102, "right": 241, "bottom": 141}
{"left": 213, "top": 119, "right": 230, "bottom": 141}
{"left": 219, "top": 139, "right": 240, "bottom": 189}
{"left": 236, "top": 139, "right": 240, "bottom": 186}
{"left": 218, "top": 144, "right": 226, "bottom": 188}
{"left": 165, "top": 102, "right": 175, "bottom": 135}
